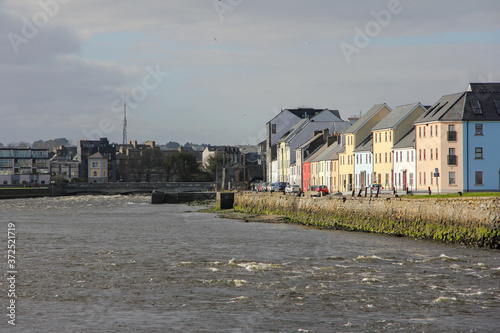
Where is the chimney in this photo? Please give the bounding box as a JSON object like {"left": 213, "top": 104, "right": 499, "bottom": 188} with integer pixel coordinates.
{"left": 322, "top": 128, "right": 330, "bottom": 143}
{"left": 133, "top": 140, "right": 137, "bottom": 148}
{"left": 327, "top": 134, "right": 337, "bottom": 147}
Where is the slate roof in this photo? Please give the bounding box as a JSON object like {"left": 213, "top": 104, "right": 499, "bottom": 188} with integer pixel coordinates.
{"left": 415, "top": 83, "right": 500, "bottom": 124}
{"left": 303, "top": 143, "right": 326, "bottom": 163}
{"left": 311, "top": 141, "right": 343, "bottom": 162}
{"left": 345, "top": 103, "right": 391, "bottom": 134}
{"left": 88, "top": 152, "right": 106, "bottom": 159}
{"left": 353, "top": 135, "right": 372, "bottom": 152}
{"left": 393, "top": 128, "right": 416, "bottom": 149}
{"left": 277, "top": 118, "right": 309, "bottom": 143}
{"left": 267, "top": 108, "right": 340, "bottom": 124}
{"left": 372, "top": 103, "right": 425, "bottom": 131}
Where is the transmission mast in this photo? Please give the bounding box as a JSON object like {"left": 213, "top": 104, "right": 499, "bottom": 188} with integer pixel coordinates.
{"left": 122, "top": 98, "right": 127, "bottom": 145}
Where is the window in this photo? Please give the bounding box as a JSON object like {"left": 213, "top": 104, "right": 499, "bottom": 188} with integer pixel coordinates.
{"left": 92, "top": 161, "right": 99, "bottom": 168}
{"left": 430, "top": 172, "right": 433, "bottom": 185}
{"left": 419, "top": 172, "right": 421, "bottom": 185}
{"left": 389, "top": 132, "right": 392, "bottom": 141}
{"left": 447, "top": 124, "right": 457, "bottom": 142}
{"left": 471, "top": 100, "right": 482, "bottom": 114}
{"left": 436, "top": 148, "right": 438, "bottom": 160}
{"left": 385, "top": 132, "right": 387, "bottom": 142}
{"left": 495, "top": 100, "right": 500, "bottom": 114}
{"left": 93, "top": 171, "right": 97, "bottom": 177}
{"left": 385, "top": 152, "right": 387, "bottom": 163}
{"left": 423, "top": 126, "right": 426, "bottom": 137}
{"left": 475, "top": 123, "right": 483, "bottom": 136}
{"left": 430, "top": 126, "right": 433, "bottom": 137}
{"left": 475, "top": 171, "right": 483, "bottom": 185}
{"left": 419, "top": 127, "right": 421, "bottom": 138}
{"left": 407, "top": 151, "right": 409, "bottom": 162}
{"left": 271, "top": 124, "right": 276, "bottom": 134}
{"left": 423, "top": 172, "right": 426, "bottom": 185}
{"left": 430, "top": 149, "right": 433, "bottom": 160}
{"left": 423, "top": 149, "right": 426, "bottom": 160}
{"left": 395, "top": 152, "right": 398, "bottom": 163}
{"left": 379, "top": 133, "right": 382, "bottom": 142}
{"left": 419, "top": 149, "right": 422, "bottom": 161}
{"left": 448, "top": 148, "right": 457, "bottom": 165}
{"left": 409, "top": 173, "right": 414, "bottom": 186}
{"left": 435, "top": 125, "right": 438, "bottom": 136}
{"left": 475, "top": 147, "right": 483, "bottom": 159}
{"left": 449, "top": 171, "right": 456, "bottom": 185}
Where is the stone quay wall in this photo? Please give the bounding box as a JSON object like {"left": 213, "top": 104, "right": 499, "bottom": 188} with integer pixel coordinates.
{"left": 235, "top": 192, "right": 500, "bottom": 249}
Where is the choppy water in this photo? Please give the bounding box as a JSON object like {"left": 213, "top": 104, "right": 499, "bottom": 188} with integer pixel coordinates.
{"left": 1, "top": 195, "right": 499, "bottom": 332}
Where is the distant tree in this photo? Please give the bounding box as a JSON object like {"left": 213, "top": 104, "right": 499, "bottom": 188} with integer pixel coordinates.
{"left": 127, "top": 155, "right": 146, "bottom": 182}
{"left": 165, "top": 141, "right": 180, "bottom": 149}
{"left": 142, "top": 149, "right": 163, "bottom": 182}
{"left": 173, "top": 151, "right": 200, "bottom": 182}
{"left": 162, "top": 151, "right": 201, "bottom": 182}
{"left": 51, "top": 175, "right": 68, "bottom": 184}
{"left": 32, "top": 140, "right": 46, "bottom": 149}
{"left": 204, "top": 154, "right": 225, "bottom": 179}
{"left": 163, "top": 153, "right": 176, "bottom": 182}
{"left": 0, "top": 143, "right": 4, "bottom": 148}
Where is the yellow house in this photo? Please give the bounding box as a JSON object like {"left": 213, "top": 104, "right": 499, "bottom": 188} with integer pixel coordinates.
{"left": 339, "top": 104, "right": 391, "bottom": 191}
{"left": 88, "top": 152, "right": 108, "bottom": 183}
{"left": 372, "top": 103, "right": 427, "bottom": 189}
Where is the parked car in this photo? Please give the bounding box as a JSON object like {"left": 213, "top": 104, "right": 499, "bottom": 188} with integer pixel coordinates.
{"left": 267, "top": 183, "right": 275, "bottom": 192}
{"left": 315, "top": 185, "right": 329, "bottom": 195}
{"left": 285, "top": 184, "right": 301, "bottom": 194}
{"left": 370, "top": 184, "right": 384, "bottom": 191}
{"left": 273, "top": 182, "right": 288, "bottom": 192}
{"left": 256, "top": 182, "right": 267, "bottom": 192}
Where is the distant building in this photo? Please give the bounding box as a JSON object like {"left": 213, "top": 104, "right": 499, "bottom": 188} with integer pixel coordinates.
{"left": 0, "top": 148, "right": 50, "bottom": 185}
{"left": 77, "top": 138, "right": 116, "bottom": 181}
{"left": 202, "top": 146, "right": 241, "bottom": 167}
{"left": 88, "top": 152, "right": 108, "bottom": 183}
{"left": 266, "top": 108, "right": 343, "bottom": 182}
{"left": 50, "top": 145, "right": 79, "bottom": 181}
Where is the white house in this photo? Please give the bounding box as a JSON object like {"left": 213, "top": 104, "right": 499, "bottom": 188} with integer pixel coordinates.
{"left": 393, "top": 128, "right": 416, "bottom": 192}
{"left": 353, "top": 135, "right": 373, "bottom": 191}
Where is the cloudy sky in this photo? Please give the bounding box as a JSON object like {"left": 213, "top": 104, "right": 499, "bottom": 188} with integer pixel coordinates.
{"left": 1, "top": 0, "right": 499, "bottom": 146}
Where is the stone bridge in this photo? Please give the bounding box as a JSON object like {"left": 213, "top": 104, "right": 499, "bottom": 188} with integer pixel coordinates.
{"left": 61, "top": 182, "right": 216, "bottom": 195}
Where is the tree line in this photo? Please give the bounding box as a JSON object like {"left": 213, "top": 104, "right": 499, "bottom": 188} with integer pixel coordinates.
{"left": 117, "top": 150, "right": 225, "bottom": 183}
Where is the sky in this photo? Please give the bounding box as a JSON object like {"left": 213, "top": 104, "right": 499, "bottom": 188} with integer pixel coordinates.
{"left": 1, "top": 0, "right": 499, "bottom": 146}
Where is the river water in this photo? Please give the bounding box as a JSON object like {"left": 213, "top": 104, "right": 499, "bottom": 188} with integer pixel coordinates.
{"left": 1, "top": 195, "right": 499, "bottom": 332}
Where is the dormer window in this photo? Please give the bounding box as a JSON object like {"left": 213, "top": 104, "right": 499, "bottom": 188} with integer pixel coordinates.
{"left": 471, "top": 100, "right": 482, "bottom": 115}
{"left": 495, "top": 100, "right": 500, "bottom": 114}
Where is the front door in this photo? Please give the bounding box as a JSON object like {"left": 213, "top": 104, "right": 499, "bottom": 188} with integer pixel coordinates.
{"left": 403, "top": 170, "right": 407, "bottom": 191}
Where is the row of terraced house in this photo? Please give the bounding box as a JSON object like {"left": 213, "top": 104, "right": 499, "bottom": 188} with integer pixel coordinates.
{"left": 265, "top": 82, "right": 500, "bottom": 194}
